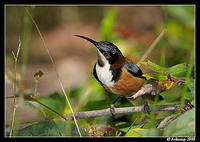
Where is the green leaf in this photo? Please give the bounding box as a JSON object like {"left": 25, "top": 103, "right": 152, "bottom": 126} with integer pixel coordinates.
{"left": 142, "top": 72, "right": 168, "bottom": 81}
{"left": 17, "top": 120, "right": 87, "bottom": 136}
{"left": 191, "top": 100, "right": 194, "bottom": 106}
{"left": 120, "top": 124, "right": 142, "bottom": 132}
{"left": 37, "top": 93, "right": 66, "bottom": 118}
{"left": 141, "top": 60, "right": 164, "bottom": 73}
{"left": 163, "top": 108, "right": 195, "bottom": 136}
{"left": 126, "top": 128, "right": 162, "bottom": 137}
{"left": 185, "top": 80, "right": 194, "bottom": 102}
{"left": 159, "top": 85, "right": 184, "bottom": 102}
{"left": 26, "top": 101, "right": 46, "bottom": 117}
{"left": 125, "top": 128, "right": 142, "bottom": 137}
{"left": 100, "top": 8, "right": 118, "bottom": 41}
{"left": 138, "top": 128, "right": 162, "bottom": 136}
{"left": 187, "top": 79, "right": 194, "bottom": 96}
{"left": 114, "top": 121, "right": 130, "bottom": 129}
{"left": 142, "top": 119, "right": 162, "bottom": 129}
{"left": 165, "top": 63, "right": 188, "bottom": 77}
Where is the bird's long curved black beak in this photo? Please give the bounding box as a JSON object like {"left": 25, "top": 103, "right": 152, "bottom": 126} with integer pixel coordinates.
{"left": 74, "top": 35, "right": 98, "bottom": 48}
{"left": 75, "top": 35, "right": 105, "bottom": 64}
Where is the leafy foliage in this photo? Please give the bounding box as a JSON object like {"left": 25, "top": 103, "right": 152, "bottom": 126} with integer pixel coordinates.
{"left": 17, "top": 120, "right": 87, "bottom": 136}
{"left": 142, "top": 60, "right": 164, "bottom": 73}
{"left": 125, "top": 108, "right": 194, "bottom": 137}
{"left": 142, "top": 72, "right": 168, "bottom": 81}
{"left": 165, "top": 63, "right": 188, "bottom": 77}
{"left": 142, "top": 60, "right": 194, "bottom": 105}
{"left": 126, "top": 128, "right": 162, "bottom": 137}
{"left": 142, "top": 60, "right": 189, "bottom": 81}
{"left": 36, "top": 93, "right": 66, "bottom": 118}
{"left": 163, "top": 108, "right": 194, "bottom": 136}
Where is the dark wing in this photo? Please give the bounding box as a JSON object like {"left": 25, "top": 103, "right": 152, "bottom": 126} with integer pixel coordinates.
{"left": 124, "top": 60, "right": 146, "bottom": 80}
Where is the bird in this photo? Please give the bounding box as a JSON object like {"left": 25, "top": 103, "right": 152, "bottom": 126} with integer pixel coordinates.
{"left": 75, "top": 35, "right": 151, "bottom": 115}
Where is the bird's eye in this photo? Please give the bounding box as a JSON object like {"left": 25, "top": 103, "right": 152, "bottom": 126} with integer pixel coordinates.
{"left": 103, "top": 51, "right": 109, "bottom": 56}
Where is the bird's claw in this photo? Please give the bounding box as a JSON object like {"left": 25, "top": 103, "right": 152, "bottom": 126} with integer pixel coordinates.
{"left": 110, "top": 104, "right": 116, "bottom": 116}
{"left": 144, "top": 104, "right": 151, "bottom": 114}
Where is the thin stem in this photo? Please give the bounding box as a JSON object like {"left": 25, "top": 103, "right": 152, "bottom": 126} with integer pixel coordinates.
{"left": 137, "top": 29, "right": 167, "bottom": 66}
{"left": 9, "top": 106, "right": 17, "bottom": 136}
{"left": 9, "top": 39, "right": 21, "bottom": 137}
{"left": 126, "top": 118, "right": 138, "bottom": 134}
{"left": 160, "top": 40, "right": 167, "bottom": 67}
{"left": 24, "top": 7, "right": 82, "bottom": 136}
{"left": 181, "top": 47, "right": 194, "bottom": 105}
{"left": 29, "top": 96, "right": 67, "bottom": 121}
{"left": 9, "top": 61, "right": 17, "bottom": 137}
{"left": 6, "top": 95, "right": 67, "bottom": 121}
{"left": 34, "top": 80, "right": 39, "bottom": 97}
{"left": 21, "top": 6, "right": 35, "bottom": 82}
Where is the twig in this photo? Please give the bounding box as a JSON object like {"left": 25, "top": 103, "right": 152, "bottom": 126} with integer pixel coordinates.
{"left": 9, "top": 38, "right": 21, "bottom": 137}
{"left": 5, "top": 104, "right": 180, "bottom": 134}
{"left": 167, "top": 74, "right": 185, "bottom": 85}
{"left": 24, "top": 7, "right": 82, "bottom": 136}
{"left": 137, "top": 29, "right": 167, "bottom": 66}
{"left": 6, "top": 95, "right": 180, "bottom": 123}
{"left": 6, "top": 95, "right": 67, "bottom": 121}
{"left": 6, "top": 67, "right": 25, "bottom": 90}
{"left": 65, "top": 104, "right": 180, "bottom": 120}
{"left": 75, "top": 86, "right": 92, "bottom": 111}
{"left": 29, "top": 96, "right": 67, "bottom": 121}
{"left": 128, "top": 80, "right": 158, "bottom": 99}
{"left": 157, "top": 114, "right": 176, "bottom": 130}
{"left": 128, "top": 76, "right": 184, "bottom": 100}
{"left": 116, "top": 121, "right": 136, "bottom": 137}
{"left": 181, "top": 47, "right": 194, "bottom": 105}
{"left": 122, "top": 118, "right": 138, "bottom": 136}
{"left": 128, "top": 83, "right": 154, "bottom": 99}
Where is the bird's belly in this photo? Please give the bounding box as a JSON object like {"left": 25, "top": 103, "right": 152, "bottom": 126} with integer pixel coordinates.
{"left": 105, "top": 68, "right": 146, "bottom": 96}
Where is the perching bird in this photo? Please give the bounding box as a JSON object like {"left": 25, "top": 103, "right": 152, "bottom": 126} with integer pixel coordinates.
{"left": 75, "top": 35, "right": 152, "bottom": 114}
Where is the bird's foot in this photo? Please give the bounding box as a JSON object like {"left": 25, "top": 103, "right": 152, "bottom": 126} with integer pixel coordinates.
{"left": 110, "top": 104, "right": 116, "bottom": 116}
{"left": 144, "top": 104, "right": 151, "bottom": 114}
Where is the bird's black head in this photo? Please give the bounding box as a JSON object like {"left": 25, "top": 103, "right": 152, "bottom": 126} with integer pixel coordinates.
{"left": 75, "top": 35, "right": 124, "bottom": 66}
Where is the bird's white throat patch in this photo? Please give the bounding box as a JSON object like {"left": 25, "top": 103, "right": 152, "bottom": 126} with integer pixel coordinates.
{"left": 95, "top": 51, "right": 114, "bottom": 87}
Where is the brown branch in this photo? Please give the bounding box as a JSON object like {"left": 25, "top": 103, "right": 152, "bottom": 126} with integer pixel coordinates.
{"left": 65, "top": 104, "right": 181, "bottom": 120}
{"left": 5, "top": 104, "right": 181, "bottom": 133}
{"left": 157, "top": 114, "right": 177, "bottom": 130}
{"left": 6, "top": 95, "right": 181, "bottom": 121}
{"left": 128, "top": 83, "right": 155, "bottom": 99}
{"left": 128, "top": 80, "right": 158, "bottom": 99}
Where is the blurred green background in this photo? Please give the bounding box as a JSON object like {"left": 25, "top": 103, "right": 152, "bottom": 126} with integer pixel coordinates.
{"left": 5, "top": 5, "right": 195, "bottom": 136}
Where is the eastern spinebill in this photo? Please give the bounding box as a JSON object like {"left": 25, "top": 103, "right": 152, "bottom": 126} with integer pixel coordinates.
{"left": 75, "top": 35, "right": 151, "bottom": 114}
